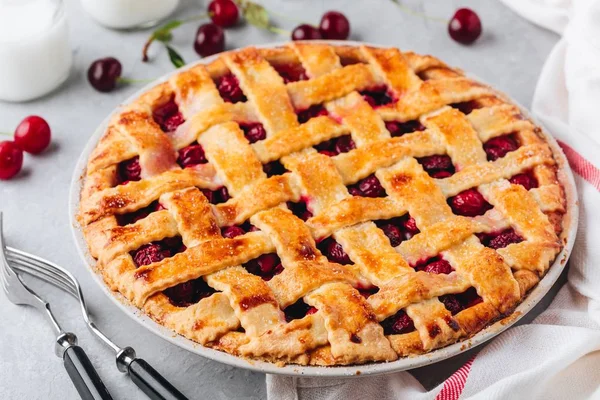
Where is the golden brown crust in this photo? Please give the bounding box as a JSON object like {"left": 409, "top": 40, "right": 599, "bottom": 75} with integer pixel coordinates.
{"left": 78, "top": 43, "right": 567, "bottom": 367}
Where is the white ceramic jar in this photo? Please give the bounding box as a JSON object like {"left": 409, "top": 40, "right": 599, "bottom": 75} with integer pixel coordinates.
{"left": 0, "top": 0, "right": 72, "bottom": 102}
{"left": 80, "top": 0, "right": 180, "bottom": 29}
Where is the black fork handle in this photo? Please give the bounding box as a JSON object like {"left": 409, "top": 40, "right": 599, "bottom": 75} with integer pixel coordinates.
{"left": 64, "top": 345, "right": 113, "bottom": 400}
{"left": 128, "top": 358, "right": 189, "bottom": 400}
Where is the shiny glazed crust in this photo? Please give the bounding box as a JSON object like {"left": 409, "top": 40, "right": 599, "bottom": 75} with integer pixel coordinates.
{"left": 78, "top": 43, "right": 566, "bottom": 366}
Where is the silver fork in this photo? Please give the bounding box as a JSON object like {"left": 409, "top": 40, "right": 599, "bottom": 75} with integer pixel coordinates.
{"left": 2, "top": 220, "right": 189, "bottom": 400}
{"left": 0, "top": 213, "right": 113, "bottom": 400}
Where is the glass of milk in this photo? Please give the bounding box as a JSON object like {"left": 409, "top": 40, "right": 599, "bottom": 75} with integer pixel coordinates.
{"left": 0, "top": 0, "right": 72, "bottom": 102}
{"left": 80, "top": 0, "right": 181, "bottom": 30}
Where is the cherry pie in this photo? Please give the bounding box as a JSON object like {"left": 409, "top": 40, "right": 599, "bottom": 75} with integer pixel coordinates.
{"left": 78, "top": 43, "right": 567, "bottom": 366}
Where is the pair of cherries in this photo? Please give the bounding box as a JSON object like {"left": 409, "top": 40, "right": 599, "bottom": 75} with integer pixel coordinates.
{"left": 0, "top": 116, "right": 51, "bottom": 180}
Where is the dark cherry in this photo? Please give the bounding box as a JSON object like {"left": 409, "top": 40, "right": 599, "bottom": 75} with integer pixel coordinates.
{"left": 487, "top": 229, "right": 523, "bottom": 250}
{"left": 194, "top": 23, "right": 225, "bottom": 58}
{"left": 361, "top": 87, "right": 394, "bottom": 107}
{"left": 274, "top": 64, "right": 308, "bottom": 83}
{"left": 263, "top": 160, "right": 287, "bottom": 176}
{"left": 14, "top": 116, "right": 51, "bottom": 154}
{"left": 319, "top": 150, "right": 337, "bottom": 157}
{"left": 208, "top": 0, "right": 239, "bottom": 28}
{"left": 451, "top": 100, "right": 480, "bottom": 115}
{"left": 326, "top": 239, "right": 351, "bottom": 264}
{"left": 449, "top": 188, "right": 491, "bottom": 217}
{"left": 117, "top": 201, "right": 164, "bottom": 226}
{"left": 245, "top": 253, "right": 282, "bottom": 280}
{"left": 448, "top": 8, "right": 482, "bottom": 45}
{"left": 424, "top": 259, "right": 453, "bottom": 274}
{"left": 177, "top": 144, "right": 207, "bottom": 168}
{"left": 297, "top": 105, "right": 328, "bottom": 123}
{"left": 218, "top": 186, "right": 230, "bottom": 202}
{"left": 291, "top": 24, "right": 322, "bottom": 41}
{"left": 284, "top": 300, "right": 316, "bottom": 322}
{"left": 431, "top": 170, "right": 453, "bottom": 179}
{"left": 357, "top": 175, "right": 385, "bottom": 198}
{"left": 348, "top": 187, "right": 362, "bottom": 197}
{"left": 419, "top": 155, "right": 454, "bottom": 177}
{"left": 217, "top": 73, "right": 246, "bottom": 103}
{"left": 201, "top": 189, "right": 216, "bottom": 204}
{"left": 287, "top": 201, "right": 313, "bottom": 221}
{"left": 221, "top": 226, "right": 245, "bottom": 238}
{"left": 164, "top": 278, "right": 215, "bottom": 307}
{"left": 132, "top": 243, "right": 170, "bottom": 267}
{"left": 385, "top": 120, "right": 425, "bottom": 137}
{"left": 402, "top": 216, "right": 420, "bottom": 238}
{"left": 87, "top": 57, "right": 122, "bottom": 92}
{"left": 440, "top": 294, "right": 463, "bottom": 315}
{"left": 381, "top": 310, "right": 415, "bottom": 335}
{"left": 314, "top": 138, "right": 336, "bottom": 152}
{"left": 319, "top": 11, "right": 350, "bottom": 40}
{"left": 241, "top": 123, "right": 266, "bottom": 144}
{"left": 153, "top": 99, "right": 185, "bottom": 132}
{"left": 334, "top": 136, "right": 356, "bottom": 154}
{"left": 380, "top": 224, "right": 403, "bottom": 247}
{"left": 0, "top": 141, "right": 23, "bottom": 180}
{"left": 201, "top": 187, "right": 230, "bottom": 204}
{"left": 509, "top": 173, "right": 537, "bottom": 190}
{"left": 118, "top": 156, "right": 141, "bottom": 183}
{"left": 484, "top": 135, "right": 519, "bottom": 161}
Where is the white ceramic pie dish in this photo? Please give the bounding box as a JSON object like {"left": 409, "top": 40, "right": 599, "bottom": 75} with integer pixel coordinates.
{"left": 69, "top": 41, "right": 579, "bottom": 377}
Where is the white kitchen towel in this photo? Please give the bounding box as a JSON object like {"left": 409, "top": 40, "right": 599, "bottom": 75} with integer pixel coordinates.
{"left": 266, "top": 1, "right": 600, "bottom": 398}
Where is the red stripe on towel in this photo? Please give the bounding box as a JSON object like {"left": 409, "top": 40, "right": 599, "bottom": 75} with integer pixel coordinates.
{"left": 435, "top": 356, "right": 475, "bottom": 400}
{"left": 558, "top": 140, "right": 600, "bottom": 191}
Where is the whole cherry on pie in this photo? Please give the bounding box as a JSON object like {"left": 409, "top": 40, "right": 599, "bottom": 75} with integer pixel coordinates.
{"left": 208, "top": 0, "right": 239, "bottom": 28}
{"left": 448, "top": 8, "right": 482, "bottom": 45}
{"left": 0, "top": 141, "right": 23, "bottom": 180}
{"left": 194, "top": 23, "right": 225, "bottom": 57}
{"left": 14, "top": 116, "right": 51, "bottom": 154}
{"left": 449, "top": 188, "right": 491, "bottom": 216}
{"left": 484, "top": 135, "right": 519, "bottom": 161}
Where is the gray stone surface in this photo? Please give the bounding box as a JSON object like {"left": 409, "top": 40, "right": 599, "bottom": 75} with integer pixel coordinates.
{"left": 0, "top": 0, "right": 558, "bottom": 399}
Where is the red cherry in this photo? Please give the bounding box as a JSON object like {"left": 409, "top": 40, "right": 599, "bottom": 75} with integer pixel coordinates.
{"left": 14, "top": 116, "right": 51, "bottom": 154}
{"left": 177, "top": 144, "right": 207, "bottom": 168}
{"left": 326, "top": 239, "right": 351, "bottom": 264}
{"left": 319, "top": 11, "right": 350, "bottom": 40}
{"left": 118, "top": 157, "right": 141, "bottom": 183}
{"left": 357, "top": 175, "right": 385, "bottom": 198}
{"left": 132, "top": 243, "right": 170, "bottom": 267}
{"left": 222, "top": 226, "right": 245, "bottom": 238}
{"left": 484, "top": 135, "right": 519, "bottom": 161}
{"left": 87, "top": 57, "right": 122, "bottom": 92}
{"left": 194, "top": 23, "right": 225, "bottom": 58}
{"left": 487, "top": 229, "right": 522, "bottom": 249}
{"left": 291, "top": 24, "right": 322, "bottom": 41}
{"left": 297, "top": 105, "right": 328, "bottom": 123}
{"left": 208, "top": 0, "right": 239, "bottom": 28}
{"left": 402, "top": 216, "right": 420, "bottom": 237}
{"left": 424, "top": 259, "right": 453, "bottom": 274}
{"left": 380, "top": 224, "right": 403, "bottom": 247}
{"left": 381, "top": 310, "right": 414, "bottom": 335}
{"left": 0, "top": 141, "right": 24, "bottom": 180}
{"left": 449, "top": 188, "right": 491, "bottom": 216}
{"left": 217, "top": 73, "right": 246, "bottom": 103}
{"left": 334, "top": 136, "right": 356, "bottom": 154}
{"left": 241, "top": 123, "right": 266, "bottom": 144}
{"left": 448, "top": 8, "right": 482, "bottom": 45}
{"left": 509, "top": 173, "right": 537, "bottom": 190}
{"left": 419, "top": 155, "right": 453, "bottom": 174}
{"left": 440, "top": 295, "right": 463, "bottom": 314}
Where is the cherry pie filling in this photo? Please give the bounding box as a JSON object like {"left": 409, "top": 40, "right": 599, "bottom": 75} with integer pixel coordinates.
{"left": 243, "top": 253, "right": 283, "bottom": 281}
{"left": 375, "top": 214, "right": 420, "bottom": 247}
{"left": 263, "top": 160, "right": 288, "bottom": 177}
{"left": 239, "top": 122, "right": 267, "bottom": 144}
{"left": 152, "top": 97, "right": 185, "bottom": 132}
{"left": 116, "top": 201, "right": 165, "bottom": 226}
{"left": 417, "top": 154, "right": 455, "bottom": 178}
{"left": 439, "top": 288, "right": 483, "bottom": 315}
{"left": 284, "top": 299, "right": 317, "bottom": 322}
{"left": 359, "top": 86, "right": 396, "bottom": 108}
{"left": 314, "top": 134, "right": 356, "bottom": 157}
{"left": 201, "top": 186, "right": 230, "bottom": 205}
{"left": 412, "top": 256, "right": 454, "bottom": 274}
{"left": 117, "top": 156, "right": 141, "bottom": 184}
{"left": 296, "top": 104, "right": 328, "bottom": 124}
{"left": 385, "top": 120, "right": 426, "bottom": 137}
{"left": 381, "top": 310, "right": 415, "bottom": 335}
{"left": 347, "top": 174, "right": 386, "bottom": 198}
{"left": 450, "top": 100, "right": 483, "bottom": 115}
{"left": 448, "top": 188, "right": 492, "bottom": 217}
{"left": 477, "top": 228, "right": 523, "bottom": 250}
{"left": 287, "top": 199, "right": 313, "bottom": 222}
{"left": 317, "top": 237, "right": 353, "bottom": 265}
{"left": 177, "top": 143, "right": 208, "bottom": 168}
{"left": 220, "top": 221, "right": 258, "bottom": 239}
{"left": 216, "top": 73, "right": 247, "bottom": 103}
{"left": 483, "top": 133, "right": 520, "bottom": 161}
{"left": 271, "top": 63, "right": 308, "bottom": 83}
{"left": 509, "top": 170, "right": 538, "bottom": 190}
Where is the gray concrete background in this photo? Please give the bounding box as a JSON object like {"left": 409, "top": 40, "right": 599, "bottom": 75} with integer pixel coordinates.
{"left": 0, "top": 0, "right": 558, "bottom": 399}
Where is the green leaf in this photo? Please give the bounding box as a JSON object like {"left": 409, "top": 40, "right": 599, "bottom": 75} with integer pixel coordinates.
{"left": 152, "top": 19, "right": 182, "bottom": 43}
{"left": 242, "top": 1, "right": 270, "bottom": 29}
{"left": 166, "top": 45, "right": 185, "bottom": 68}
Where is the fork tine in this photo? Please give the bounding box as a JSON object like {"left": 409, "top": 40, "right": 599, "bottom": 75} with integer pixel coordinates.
{"left": 7, "top": 250, "right": 78, "bottom": 292}
{"left": 8, "top": 259, "right": 77, "bottom": 297}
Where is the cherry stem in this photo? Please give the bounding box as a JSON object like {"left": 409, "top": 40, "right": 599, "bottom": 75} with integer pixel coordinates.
{"left": 142, "top": 13, "right": 209, "bottom": 62}
{"left": 391, "top": 2, "right": 446, "bottom": 23}
{"left": 117, "top": 77, "right": 155, "bottom": 84}
{"left": 265, "top": 25, "right": 290, "bottom": 36}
